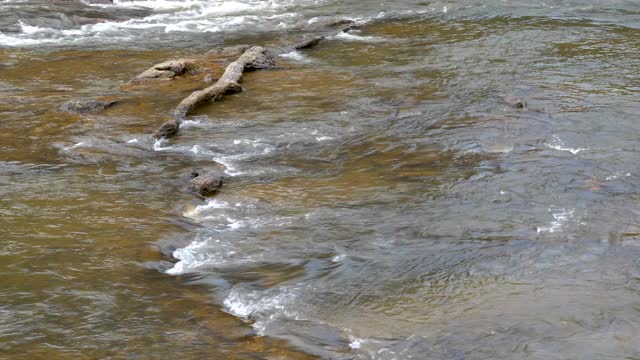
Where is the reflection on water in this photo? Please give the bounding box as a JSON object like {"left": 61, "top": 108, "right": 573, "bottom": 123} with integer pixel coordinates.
{"left": 2, "top": 1, "right": 640, "bottom": 359}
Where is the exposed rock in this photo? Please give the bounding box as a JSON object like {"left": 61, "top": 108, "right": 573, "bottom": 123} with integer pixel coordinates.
{"left": 59, "top": 99, "right": 118, "bottom": 113}
{"left": 244, "top": 50, "right": 276, "bottom": 71}
{"left": 129, "top": 59, "right": 197, "bottom": 83}
{"left": 504, "top": 95, "right": 527, "bottom": 109}
{"left": 172, "top": 46, "right": 271, "bottom": 120}
{"left": 181, "top": 168, "right": 226, "bottom": 196}
{"left": 153, "top": 119, "right": 180, "bottom": 139}
{"left": 326, "top": 19, "right": 357, "bottom": 32}
{"left": 294, "top": 36, "right": 325, "bottom": 50}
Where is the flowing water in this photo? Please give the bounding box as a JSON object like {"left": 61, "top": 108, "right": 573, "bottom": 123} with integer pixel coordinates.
{"left": 2, "top": 0, "right": 640, "bottom": 359}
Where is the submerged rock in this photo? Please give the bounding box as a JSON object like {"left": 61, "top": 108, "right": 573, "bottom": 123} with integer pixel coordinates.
{"left": 206, "top": 45, "right": 252, "bottom": 57}
{"left": 59, "top": 99, "right": 118, "bottom": 113}
{"left": 181, "top": 168, "right": 226, "bottom": 197}
{"left": 504, "top": 95, "right": 527, "bottom": 109}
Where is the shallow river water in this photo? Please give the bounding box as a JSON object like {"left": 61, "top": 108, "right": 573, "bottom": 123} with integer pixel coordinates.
{"left": 2, "top": 0, "right": 640, "bottom": 359}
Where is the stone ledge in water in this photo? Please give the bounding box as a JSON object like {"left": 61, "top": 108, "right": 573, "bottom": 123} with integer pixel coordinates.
{"left": 129, "top": 59, "right": 197, "bottom": 83}
{"left": 59, "top": 99, "right": 118, "bottom": 113}
{"left": 180, "top": 168, "right": 226, "bottom": 197}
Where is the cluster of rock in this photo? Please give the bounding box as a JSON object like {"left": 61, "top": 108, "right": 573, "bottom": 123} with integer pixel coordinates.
{"left": 58, "top": 19, "right": 527, "bottom": 200}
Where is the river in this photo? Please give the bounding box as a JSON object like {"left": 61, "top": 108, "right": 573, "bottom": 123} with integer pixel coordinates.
{"left": 1, "top": 0, "right": 640, "bottom": 359}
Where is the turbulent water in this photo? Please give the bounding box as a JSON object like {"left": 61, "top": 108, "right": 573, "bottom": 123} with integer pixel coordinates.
{"left": 2, "top": 0, "right": 640, "bottom": 359}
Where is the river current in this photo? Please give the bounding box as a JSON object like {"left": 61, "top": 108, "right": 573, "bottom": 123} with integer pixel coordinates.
{"left": 2, "top": 0, "right": 640, "bottom": 359}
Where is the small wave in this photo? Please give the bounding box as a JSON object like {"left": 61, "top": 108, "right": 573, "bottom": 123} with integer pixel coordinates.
{"left": 213, "top": 155, "right": 244, "bottom": 176}
{"left": 223, "top": 286, "right": 298, "bottom": 334}
{"left": 333, "top": 31, "right": 385, "bottom": 42}
{"left": 165, "top": 239, "right": 215, "bottom": 275}
{"left": 2, "top": 0, "right": 301, "bottom": 47}
{"left": 545, "top": 135, "right": 587, "bottom": 155}
{"left": 152, "top": 138, "right": 172, "bottom": 151}
{"left": 536, "top": 208, "right": 576, "bottom": 234}
{"left": 182, "top": 199, "right": 230, "bottom": 218}
{"left": 279, "top": 50, "right": 311, "bottom": 63}
{"left": 605, "top": 172, "right": 631, "bottom": 181}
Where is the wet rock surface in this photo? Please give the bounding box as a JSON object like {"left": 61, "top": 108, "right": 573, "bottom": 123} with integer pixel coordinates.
{"left": 294, "top": 36, "right": 325, "bottom": 50}
{"left": 153, "top": 119, "right": 181, "bottom": 139}
{"left": 129, "top": 59, "right": 197, "bottom": 83}
{"left": 59, "top": 99, "right": 118, "bottom": 113}
{"left": 181, "top": 168, "right": 226, "bottom": 197}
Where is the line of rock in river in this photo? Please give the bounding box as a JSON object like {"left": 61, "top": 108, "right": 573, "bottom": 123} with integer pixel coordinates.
{"left": 58, "top": 19, "right": 358, "bottom": 199}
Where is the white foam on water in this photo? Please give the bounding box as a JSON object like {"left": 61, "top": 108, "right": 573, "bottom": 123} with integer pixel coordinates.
{"left": 182, "top": 199, "right": 230, "bottom": 218}
{"left": 126, "top": 138, "right": 139, "bottom": 144}
{"left": 280, "top": 50, "right": 311, "bottom": 63}
{"left": 223, "top": 286, "right": 299, "bottom": 334}
{"left": 213, "top": 155, "right": 244, "bottom": 176}
{"left": 536, "top": 208, "right": 576, "bottom": 234}
{"left": 180, "top": 120, "right": 203, "bottom": 128}
{"left": 213, "top": 139, "right": 276, "bottom": 176}
{"left": 546, "top": 135, "right": 587, "bottom": 155}
{"left": 349, "top": 336, "right": 364, "bottom": 349}
{"left": 2, "top": 0, "right": 303, "bottom": 47}
{"left": 166, "top": 239, "right": 213, "bottom": 275}
{"left": 333, "top": 31, "right": 385, "bottom": 42}
{"left": 331, "top": 253, "right": 346, "bottom": 262}
{"left": 605, "top": 172, "right": 631, "bottom": 181}
{"left": 152, "top": 138, "right": 172, "bottom": 151}
{"left": 166, "top": 238, "right": 238, "bottom": 275}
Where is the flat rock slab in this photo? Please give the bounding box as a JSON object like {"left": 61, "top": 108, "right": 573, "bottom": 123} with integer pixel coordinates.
{"left": 59, "top": 99, "right": 118, "bottom": 113}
